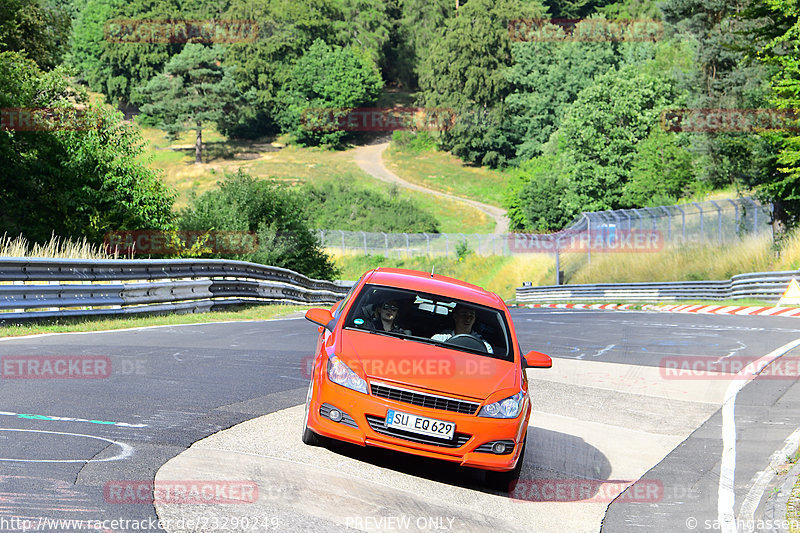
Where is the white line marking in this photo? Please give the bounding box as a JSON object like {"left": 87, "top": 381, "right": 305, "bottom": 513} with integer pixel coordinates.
{"left": 718, "top": 338, "right": 800, "bottom": 533}
{"left": 737, "top": 426, "right": 800, "bottom": 533}
{"left": 0, "top": 316, "right": 305, "bottom": 342}
{"left": 0, "top": 428, "right": 133, "bottom": 463}
{"left": 592, "top": 344, "right": 616, "bottom": 358}
{"left": 713, "top": 340, "right": 747, "bottom": 364}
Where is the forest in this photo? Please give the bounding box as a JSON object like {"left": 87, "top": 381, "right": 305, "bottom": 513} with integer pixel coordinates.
{"left": 1, "top": 0, "right": 799, "bottom": 279}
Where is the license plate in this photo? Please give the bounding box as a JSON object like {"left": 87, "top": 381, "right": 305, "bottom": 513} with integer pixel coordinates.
{"left": 386, "top": 409, "right": 455, "bottom": 440}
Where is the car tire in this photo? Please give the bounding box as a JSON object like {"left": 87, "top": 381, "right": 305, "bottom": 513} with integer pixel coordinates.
{"left": 485, "top": 435, "right": 526, "bottom": 492}
{"left": 301, "top": 371, "right": 324, "bottom": 446}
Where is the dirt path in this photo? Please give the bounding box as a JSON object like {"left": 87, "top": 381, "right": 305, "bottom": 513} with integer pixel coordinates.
{"left": 352, "top": 141, "right": 510, "bottom": 234}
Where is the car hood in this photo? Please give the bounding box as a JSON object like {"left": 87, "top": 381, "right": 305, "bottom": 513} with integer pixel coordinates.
{"left": 339, "top": 329, "right": 518, "bottom": 400}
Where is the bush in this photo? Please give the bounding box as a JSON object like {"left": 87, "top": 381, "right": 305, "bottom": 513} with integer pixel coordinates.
{"left": 178, "top": 170, "right": 339, "bottom": 280}
{"left": 301, "top": 182, "right": 439, "bottom": 233}
{"left": 391, "top": 130, "right": 437, "bottom": 153}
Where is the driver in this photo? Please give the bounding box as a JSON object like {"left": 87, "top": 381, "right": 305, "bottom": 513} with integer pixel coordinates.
{"left": 431, "top": 304, "right": 493, "bottom": 353}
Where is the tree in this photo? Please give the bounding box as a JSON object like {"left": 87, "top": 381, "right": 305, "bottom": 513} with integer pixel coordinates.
{"left": 505, "top": 30, "right": 621, "bottom": 161}
{"left": 0, "top": 0, "right": 72, "bottom": 70}
{"left": 394, "top": 0, "right": 454, "bottom": 87}
{"left": 661, "top": 0, "right": 778, "bottom": 191}
{"left": 743, "top": 0, "right": 800, "bottom": 227}
{"left": 332, "top": 0, "right": 393, "bottom": 71}
{"left": 416, "top": 0, "right": 546, "bottom": 167}
{"left": 276, "top": 39, "right": 383, "bottom": 147}
{"left": 621, "top": 128, "right": 696, "bottom": 206}
{"left": 134, "top": 44, "right": 254, "bottom": 163}
{"left": 0, "top": 51, "right": 175, "bottom": 244}
{"left": 222, "top": 0, "right": 342, "bottom": 135}
{"left": 556, "top": 64, "right": 681, "bottom": 213}
{"left": 179, "top": 170, "right": 339, "bottom": 280}
{"left": 504, "top": 154, "right": 572, "bottom": 231}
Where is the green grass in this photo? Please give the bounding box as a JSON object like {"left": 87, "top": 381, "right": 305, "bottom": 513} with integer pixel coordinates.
{"left": 0, "top": 304, "right": 310, "bottom": 338}
{"left": 334, "top": 253, "right": 555, "bottom": 300}
{"left": 138, "top": 122, "right": 493, "bottom": 232}
{"left": 384, "top": 142, "right": 509, "bottom": 208}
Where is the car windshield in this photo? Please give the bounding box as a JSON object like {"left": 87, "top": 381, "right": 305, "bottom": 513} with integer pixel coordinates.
{"left": 343, "top": 284, "right": 512, "bottom": 361}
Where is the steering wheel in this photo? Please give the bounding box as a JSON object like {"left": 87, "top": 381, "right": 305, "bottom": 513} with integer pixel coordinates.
{"left": 443, "top": 334, "right": 487, "bottom": 352}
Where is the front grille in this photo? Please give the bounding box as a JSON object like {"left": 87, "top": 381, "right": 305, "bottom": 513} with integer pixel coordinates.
{"left": 365, "top": 415, "right": 471, "bottom": 448}
{"left": 319, "top": 403, "right": 358, "bottom": 428}
{"left": 370, "top": 383, "right": 480, "bottom": 415}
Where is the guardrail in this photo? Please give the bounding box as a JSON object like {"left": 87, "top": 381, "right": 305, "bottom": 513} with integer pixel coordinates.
{"left": 516, "top": 271, "right": 800, "bottom": 303}
{"left": 0, "top": 258, "right": 352, "bottom": 322}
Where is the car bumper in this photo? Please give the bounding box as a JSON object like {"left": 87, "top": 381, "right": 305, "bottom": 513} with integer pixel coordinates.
{"left": 307, "top": 370, "right": 529, "bottom": 472}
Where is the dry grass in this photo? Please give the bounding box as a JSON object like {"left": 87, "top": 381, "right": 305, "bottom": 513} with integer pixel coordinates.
{"left": 567, "top": 234, "right": 776, "bottom": 284}
{"left": 332, "top": 253, "right": 555, "bottom": 300}
{"left": 0, "top": 233, "right": 114, "bottom": 259}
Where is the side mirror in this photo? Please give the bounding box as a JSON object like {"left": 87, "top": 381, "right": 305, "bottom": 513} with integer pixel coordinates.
{"left": 305, "top": 308, "right": 334, "bottom": 331}
{"left": 523, "top": 350, "right": 552, "bottom": 369}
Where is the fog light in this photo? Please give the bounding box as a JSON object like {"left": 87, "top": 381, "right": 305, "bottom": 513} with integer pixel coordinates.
{"left": 329, "top": 409, "right": 343, "bottom": 422}
{"left": 492, "top": 442, "right": 507, "bottom": 454}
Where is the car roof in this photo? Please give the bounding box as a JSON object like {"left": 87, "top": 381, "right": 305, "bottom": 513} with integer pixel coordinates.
{"left": 362, "top": 268, "right": 504, "bottom": 308}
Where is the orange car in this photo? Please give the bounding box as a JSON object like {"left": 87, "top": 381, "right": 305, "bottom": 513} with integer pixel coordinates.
{"left": 302, "top": 268, "right": 551, "bottom": 490}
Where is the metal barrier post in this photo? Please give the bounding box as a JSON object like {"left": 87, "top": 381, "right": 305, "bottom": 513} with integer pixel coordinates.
{"left": 660, "top": 206, "right": 672, "bottom": 241}
{"left": 692, "top": 202, "right": 704, "bottom": 242}
{"left": 709, "top": 200, "right": 722, "bottom": 244}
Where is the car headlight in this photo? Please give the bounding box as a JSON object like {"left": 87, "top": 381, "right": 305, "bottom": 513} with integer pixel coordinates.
{"left": 478, "top": 391, "right": 525, "bottom": 419}
{"left": 327, "top": 355, "right": 368, "bottom": 394}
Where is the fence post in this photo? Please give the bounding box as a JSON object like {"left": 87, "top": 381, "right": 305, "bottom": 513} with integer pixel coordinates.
{"left": 660, "top": 206, "right": 672, "bottom": 242}
{"left": 382, "top": 232, "right": 388, "bottom": 257}
{"left": 692, "top": 202, "right": 704, "bottom": 242}
{"left": 341, "top": 230, "right": 345, "bottom": 255}
{"left": 422, "top": 232, "right": 430, "bottom": 256}
{"left": 750, "top": 197, "right": 759, "bottom": 231}
{"left": 361, "top": 231, "right": 367, "bottom": 255}
{"left": 727, "top": 199, "right": 740, "bottom": 237}
{"left": 677, "top": 205, "right": 686, "bottom": 242}
{"left": 635, "top": 208, "right": 645, "bottom": 230}
{"left": 445, "top": 234, "right": 449, "bottom": 257}
{"left": 709, "top": 200, "right": 722, "bottom": 244}
{"left": 586, "top": 214, "right": 591, "bottom": 264}
{"left": 404, "top": 233, "right": 409, "bottom": 257}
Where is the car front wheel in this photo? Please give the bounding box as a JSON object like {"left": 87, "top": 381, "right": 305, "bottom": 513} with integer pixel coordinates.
{"left": 301, "top": 370, "right": 324, "bottom": 446}
{"left": 485, "top": 435, "right": 526, "bottom": 492}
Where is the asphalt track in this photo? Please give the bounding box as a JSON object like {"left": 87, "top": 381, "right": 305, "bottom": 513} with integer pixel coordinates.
{"left": 2, "top": 310, "right": 800, "bottom": 532}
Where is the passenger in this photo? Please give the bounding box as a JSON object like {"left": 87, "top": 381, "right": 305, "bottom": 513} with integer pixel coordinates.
{"left": 372, "top": 299, "right": 410, "bottom": 334}
{"left": 431, "top": 304, "right": 493, "bottom": 353}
